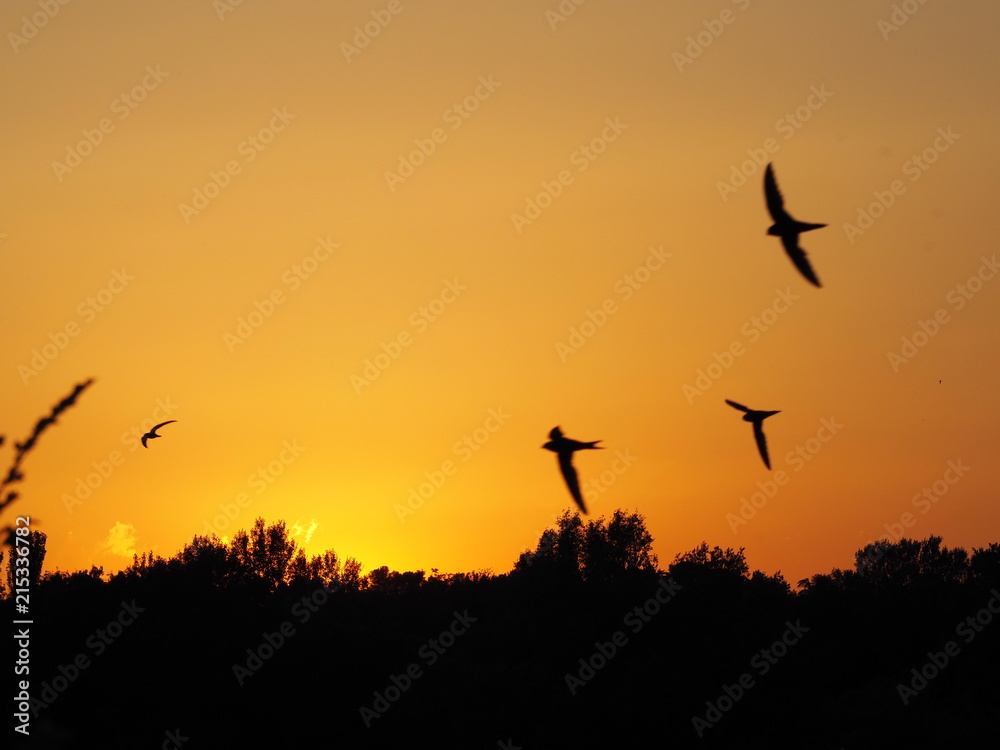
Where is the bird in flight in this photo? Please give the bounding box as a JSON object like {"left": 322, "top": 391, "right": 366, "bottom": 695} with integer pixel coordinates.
{"left": 764, "top": 163, "right": 826, "bottom": 287}
{"left": 141, "top": 420, "right": 177, "bottom": 448}
{"left": 725, "top": 400, "right": 780, "bottom": 469}
{"left": 542, "top": 426, "right": 602, "bottom": 514}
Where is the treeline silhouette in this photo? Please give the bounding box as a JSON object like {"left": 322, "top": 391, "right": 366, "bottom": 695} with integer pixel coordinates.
{"left": 7, "top": 512, "right": 1000, "bottom": 749}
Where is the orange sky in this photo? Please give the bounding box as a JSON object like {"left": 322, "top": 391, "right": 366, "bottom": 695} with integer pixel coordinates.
{"left": 3, "top": 0, "right": 999, "bottom": 586}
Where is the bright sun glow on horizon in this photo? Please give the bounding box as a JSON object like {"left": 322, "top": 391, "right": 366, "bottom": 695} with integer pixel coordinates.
{"left": 2, "top": 1, "right": 999, "bottom": 587}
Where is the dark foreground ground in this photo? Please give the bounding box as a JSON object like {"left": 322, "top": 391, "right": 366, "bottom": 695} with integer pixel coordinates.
{"left": 9, "top": 550, "right": 1000, "bottom": 750}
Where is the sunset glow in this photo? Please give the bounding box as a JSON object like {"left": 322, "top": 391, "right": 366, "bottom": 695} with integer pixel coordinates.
{"left": 3, "top": 0, "right": 999, "bottom": 587}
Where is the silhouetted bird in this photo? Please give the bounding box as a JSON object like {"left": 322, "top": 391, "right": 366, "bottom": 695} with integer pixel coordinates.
{"left": 764, "top": 163, "right": 826, "bottom": 287}
{"left": 542, "top": 426, "right": 602, "bottom": 514}
{"left": 725, "top": 400, "right": 779, "bottom": 469}
{"left": 141, "top": 420, "right": 177, "bottom": 448}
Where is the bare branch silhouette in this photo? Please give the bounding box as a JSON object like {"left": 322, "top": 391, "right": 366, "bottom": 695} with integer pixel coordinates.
{"left": 0, "top": 378, "right": 94, "bottom": 535}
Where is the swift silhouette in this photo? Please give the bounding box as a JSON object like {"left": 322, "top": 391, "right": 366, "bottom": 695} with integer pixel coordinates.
{"left": 542, "top": 426, "right": 602, "bottom": 514}
{"left": 725, "top": 400, "right": 779, "bottom": 469}
{"left": 142, "top": 420, "right": 177, "bottom": 448}
{"left": 764, "top": 163, "right": 826, "bottom": 287}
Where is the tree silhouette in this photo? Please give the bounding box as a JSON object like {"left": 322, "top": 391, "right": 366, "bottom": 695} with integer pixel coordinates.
{"left": 178, "top": 534, "right": 232, "bottom": 586}
{"left": 122, "top": 550, "right": 168, "bottom": 579}
{"left": 304, "top": 549, "right": 345, "bottom": 587}
{"left": 513, "top": 509, "right": 585, "bottom": 581}
{"left": 5, "top": 529, "right": 47, "bottom": 594}
{"left": 512, "top": 510, "right": 659, "bottom": 585}
{"left": 14, "top": 512, "right": 1000, "bottom": 748}
{"left": 339, "top": 556, "right": 364, "bottom": 590}
{"left": 970, "top": 542, "right": 1000, "bottom": 587}
{"left": 671, "top": 541, "right": 750, "bottom": 574}
{"left": 797, "top": 565, "right": 860, "bottom": 593}
{"left": 107, "top": 518, "right": 367, "bottom": 597}
{"left": 580, "top": 509, "right": 658, "bottom": 583}
{"left": 855, "top": 535, "right": 969, "bottom": 587}
{"left": 24, "top": 529, "right": 46, "bottom": 587}
{"left": 229, "top": 517, "right": 298, "bottom": 591}
{"left": 367, "top": 566, "right": 426, "bottom": 593}
{"left": 40, "top": 563, "right": 104, "bottom": 593}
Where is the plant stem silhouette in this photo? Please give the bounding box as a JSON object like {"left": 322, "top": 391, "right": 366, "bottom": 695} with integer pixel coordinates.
{"left": 0, "top": 378, "right": 94, "bottom": 540}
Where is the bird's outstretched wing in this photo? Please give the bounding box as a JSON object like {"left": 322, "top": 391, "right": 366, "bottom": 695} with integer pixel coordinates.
{"left": 780, "top": 235, "right": 821, "bottom": 287}
{"left": 141, "top": 435, "right": 149, "bottom": 448}
{"left": 151, "top": 420, "right": 177, "bottom": 433}
{"left": 763, "top": 163, "right": 789, "bottom": 223}
{"left": 557, "top": 452, "right": 587, "bottom": 514}
{"left": 725, "top": 399, "right": 750, "bottom": 413}
{"left": 752, "top": 421, "right": 771, "bottom": 470}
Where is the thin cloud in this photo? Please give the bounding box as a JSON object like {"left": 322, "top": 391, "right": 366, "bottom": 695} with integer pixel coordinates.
{"left": 290, "top": 519, "right": 319, "bottom": 545}
{"left": 102, "top": 522, "right": 138, "bottom": 558}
